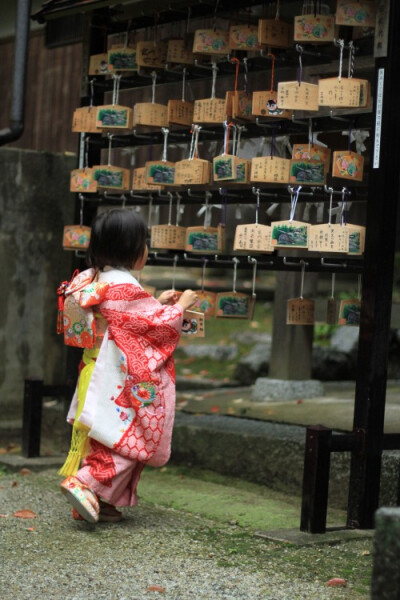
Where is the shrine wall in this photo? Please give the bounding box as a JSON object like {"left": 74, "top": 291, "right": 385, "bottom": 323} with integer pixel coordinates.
{"left": 0, "top": 147, "right": 75, "bottom": 417}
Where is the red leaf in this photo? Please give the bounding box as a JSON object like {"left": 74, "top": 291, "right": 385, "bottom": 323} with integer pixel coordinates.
{"left": 27, "top": 527, "right": 35, "bottom": 532}
{"left": 12, "top": 481, "right": 18, "bottom": 487}
{"left": 296, "top": 399, "right": 304, "bottom": 404}
{"left": 210, "top": 406, "right": 220, "bottom": 413}
{"left": 19, "top": 468, "right": 32, "bottom": 476}
{"left": 0, "top": 514, "right": 9, "bottom": 518}
{"left": 146, "top": 585, "right": 166, "bottom": 593}
{"left": 326, "top": 578, "right": 347, "bottom": 587}
{"left": 13, "top": 510, "right": 37, "bottom": 519}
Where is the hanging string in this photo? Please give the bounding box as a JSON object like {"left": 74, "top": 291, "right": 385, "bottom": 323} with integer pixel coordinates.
{"left": 182, "top": 67, "right": 187, "bottom": 102}
{"left": 112, "top": 75, "right": 117, "bottom": 105}
{"left": 236, "top": 124, "right": 244, "bottom": 157}
{"left": 189, "top": 126, "right": 196, "bottom": 160}
{"left": 289, "top": 186, "right": 302, "bottom": 221}
{"left": 296, "top": 45, "right": 303, "bottom": 86}
{"left": 171, "top": 255, "right": 178, "bottom": 290}
{"left": 250, "top": 257, "right": 257, "bottom": 299}
{"left": 243, "top": 57, "right": 248, "bottom": 93}
{"left": 79, "top": 195, "right": 84, "bottom": 226}
{"left": 151, "top": 71, "right": 157, "bottom": 103}
{"left": 340, "top": 187, "right": 349, "bottom": 226}
{"left": 299, "top": 260, "right": 306, "bottom": 299}
{"left": 308, "top": 118, "right": 313, "bottom": 153}
{"left": 337, "top": 39, "right": 345, "bottom": 82}
{"left": 268, "top": 53, "right": 276, "bottom": 92}
{"left": 328, "top": 188, "right": 334, "bottom": 225}
{"left": 231, "top": 125, "right": 237, "bottom": 157}
{"left": 275, "top": 0, "right": 280, "bottom": 20}
{"left": 193, "top": 125, "right": 201, "bottom": 159}
{"left": 255, "top": 188, "right": 260, "bottom": 225}
{"left": 223, "top": 121, "right": 233, "bottom": 156}
{"left": 107, "top": 133, "right": 113, "bottom": 166}
{"left": 211, "top": 61, "right": 218, "bottom": 99}
{"left": 201, "top": 258, "right": 207, "bottom": 293}
{"left": 167, "top": 192, "right": 173, "bottom": 226}
{"left": 357, "top": 274, "right": 362, "bottom": 300}
{"left": 161, "top": 127, "right": 169, "bottom": 162}
{"left": 147, "top": 196, "right": 153, "bottom": 228}
{"left": 330, "top": 272, "right": 336, "bottom": 299}
{"left": 270, "top": 128, "right": 276, "bottom": 158}
{"left": 175, "top": 192, "right": 182, "bottom": 226}
{"left": 84, "top": 136, "right": 89, "bottom": 169}
{"left": 348, "top": 121, "right": 353, "bottom": 152}
{"left": 348, "top": 41, "right": 355, "bottom": 78}
{"left": 231, "top": 57, "right": 240, "bottom": 92}
{"left": 232, "top": 257, "right": 239, "bottom": 293}
{"left": 89, "top": 79, "right": 95, "bottom": 109}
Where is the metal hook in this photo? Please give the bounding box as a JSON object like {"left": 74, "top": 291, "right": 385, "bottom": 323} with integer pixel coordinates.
{"left": 321, "top": 258, "right": 348, "bottom": 268}
{"left": 255, "top": 117, "right": 282, "bottom": 130}
{"left": 287, "top": 185, "right": 314, "bottom": 197}
{"left": 329, "top": 110, "right": 351, "bottom": 123}
{"left": 251, "top": 186, "right": 278, "bottom": 198}
{"left": 218, "top": 188, "right": 240, "bottom": 198}
{"left": 283, "top": 257, "right": 309, "bottom": 267}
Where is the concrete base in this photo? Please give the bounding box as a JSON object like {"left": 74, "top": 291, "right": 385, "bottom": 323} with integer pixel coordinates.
{"left": 255, "top": 527, "right": 374, "bottom": 546}
{"left": 252, "top": 378, "right": 324, "bottom": 402}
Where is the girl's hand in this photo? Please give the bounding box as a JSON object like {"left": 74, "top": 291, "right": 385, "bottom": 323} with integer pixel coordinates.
{"left": 157, "top": 290, "right": 180, "bottom": 305}
{"left": 177, "top": 289, "right": 198, "bottom": 310}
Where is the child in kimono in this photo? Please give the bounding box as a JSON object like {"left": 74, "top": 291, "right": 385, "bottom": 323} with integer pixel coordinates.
{"left": 59, "top": 209, "right": 197, "bottom": 523}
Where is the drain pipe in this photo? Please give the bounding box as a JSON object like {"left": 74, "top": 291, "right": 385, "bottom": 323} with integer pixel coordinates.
{"left": 0, "top": 0, "right": 32, "bottom": 146}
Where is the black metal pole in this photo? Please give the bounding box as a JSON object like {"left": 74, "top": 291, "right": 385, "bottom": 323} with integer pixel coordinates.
{"left": 22, "top": 378, "right": 43, "bottom": 458}
{"left": 347, "top": 0, "right": 400, "bottom": 529}
{"left": 300, "top": 425, "right": 332, "bottom": 534}
{"left": 0, "top": 0, "right": 32, "bottom": 145}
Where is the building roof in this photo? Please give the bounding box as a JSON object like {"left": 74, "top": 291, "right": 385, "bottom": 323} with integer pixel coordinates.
{"left": 32, "top": 0, "right": 123, "bottom": 22}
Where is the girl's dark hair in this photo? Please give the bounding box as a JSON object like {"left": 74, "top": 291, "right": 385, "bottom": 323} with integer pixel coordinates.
{"left": 87, "top": 209, "right": 148, "bottom": 270}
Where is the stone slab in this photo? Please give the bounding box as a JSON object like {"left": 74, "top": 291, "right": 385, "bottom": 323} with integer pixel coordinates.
{"left": 0, "top": 453, "right": 65, "bottom": 471}
{"left": 255, "top": 527, "right": 374, "bottom": 546}
{"left": 252, "top": 377, "right": 324, "bottom": 402}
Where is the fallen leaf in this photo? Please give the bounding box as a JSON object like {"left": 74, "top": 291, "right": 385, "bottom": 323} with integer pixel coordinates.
{"left": 6, "top": 443, "right": 17, "bottom": 451}
{"left": 362, "top": 550, "right": 371, "bottom": 556}
{"left": 232, "top": 398, "right": 244, "bottom": 404}
{"left": 0, "top": 448, "right": 7, "bottom": 455}
{"left": 199, "top": 370, "right": 209, "bottom": 376}
{"left": 250, "top": 321, "right": 260, "bottom": 328}
{"left": 160, "top": 467, "right": 168, "bottom": 473}
{"left": 179, "top": 474, "right": 185, "bottom": 480}
{"left": 210, "top": 406, "right": 220, "bottom": 413}
{"left": 19, "top": 468, "right": 32, "bottom": 476}
{"left": 146, "top": 585, "right": 165, "bottom": 593}
{"left": 0, "top": 514, "right": 9, "bottom": 518}
{"left": 13, "top": 510, "right": 37, "bottom": 519}
{"left": 325, "top": 578, "right": 347, "bottom": 587}
{"left": 12, "top": 481, "right": 18, "bottom": 487}
{"left": 228, "top": 408, "right": 235, "bottom": 415}
{"left": 27, "top": 527, "right": 35, "bottom": 532}
{"left": 296, "top": 399, "right": 304, "bottom": 404}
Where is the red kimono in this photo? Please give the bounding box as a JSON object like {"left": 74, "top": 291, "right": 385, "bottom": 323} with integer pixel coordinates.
{"left": 66, "top": 267, "right": 183, "bottom": 506}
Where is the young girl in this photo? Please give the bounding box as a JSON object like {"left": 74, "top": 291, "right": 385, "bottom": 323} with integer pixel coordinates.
{"left": 58, "top": 208, "right": 197, "bottom": 523}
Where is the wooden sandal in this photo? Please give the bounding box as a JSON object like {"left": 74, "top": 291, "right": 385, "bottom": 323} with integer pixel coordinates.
{"left": 61, "top": 476, "right": 99, "bottom": 523}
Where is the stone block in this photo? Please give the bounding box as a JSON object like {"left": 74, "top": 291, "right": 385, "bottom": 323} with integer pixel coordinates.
{"left": 234, "top": 343, "right": 271, "bottom": 385}
{"left": 180, "top": 344, "right": 238, "bottom": 361}
{"left": 252, "top": 377, "right": 324, "bottom": 402}
{"left": 371, "top": 507, "right": 400, "bottom": 599}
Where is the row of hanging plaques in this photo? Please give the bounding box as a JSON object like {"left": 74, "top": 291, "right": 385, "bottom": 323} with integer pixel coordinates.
{"left": 88, "top": 1, "right": 377, "bottom": 77}
{"left": 75, "top": 51, "right": 371, "bottom": 133}
{"left": 70, "top": 126, "right": 365, "bottom": 197}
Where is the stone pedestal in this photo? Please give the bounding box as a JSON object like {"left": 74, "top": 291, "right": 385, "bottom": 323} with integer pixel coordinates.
{"left": 252, "top": 378, "right": 324, "bottom": 402}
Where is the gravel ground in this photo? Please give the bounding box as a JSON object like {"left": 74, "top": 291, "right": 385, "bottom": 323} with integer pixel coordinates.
{"left": 0, "top": 468, "right": 369, "bottom": 600}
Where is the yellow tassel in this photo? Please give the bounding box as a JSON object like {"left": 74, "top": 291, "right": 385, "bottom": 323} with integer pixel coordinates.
{"left": 58, "top": 425, "right": 89, "bottom": 477}
{"left": 60, "top": 347, "right": 100, "bottom": 478}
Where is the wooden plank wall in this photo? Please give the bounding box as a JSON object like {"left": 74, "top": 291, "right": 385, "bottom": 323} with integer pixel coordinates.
{"left": 0, "top": 30, "right": 83, "bottom": 154}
